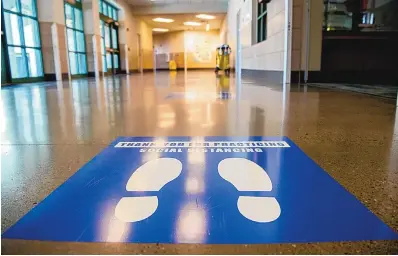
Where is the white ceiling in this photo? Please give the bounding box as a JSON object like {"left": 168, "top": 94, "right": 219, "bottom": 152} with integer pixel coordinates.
{"left": 135, "top": 13, "right": 225, "bottom": 32}
{"left": 127, "top": 0, "right": 228, "bottom": 15}
{"left": 127, "top": 0, "right": 228, "bottom": 7}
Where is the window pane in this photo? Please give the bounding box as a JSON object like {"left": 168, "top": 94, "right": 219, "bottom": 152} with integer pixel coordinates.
{"left": 67, "top": 29, "right": 76, "bottom": 51}
{"left": 262, "top": 15, "right": 267, "bottom": 41}
{"left": 112, "top": 28, "right": 117, "bottom": 49}
{"left": 21, "top": 0, "right": 36, "bottom": 17}
{"left": 258, "top": 3, "right": 261, "bottom": 16}
{"left": 78, "top": 54, "right": 87, "bottom": 74}
{"left": 76, "top": 31, "right": 85, "bottom": 52}
{"left": 4, "top": 13, "right": 22, "bottom": 46}
{"left": 23, "top": 17, "right": 40, "bottom": 47}
{"left": 3, "top": 0, "right": 19, "bottom": 12}
{"left": 105, "top": 25, "right": 110, "bottom": 48}
{"left": 74, "top": 8, "right": 83, "bottom": 31}
{"left": 113, "top": 54, "right": 119, "bottom": 69}
{"left": 106, "top": 53, "right": 112, "bottom": 69}
{"left": 99, "top": 0, "right": 103, "bottom": 13}
{"left": 100, "top": 20, "right": 105, "bottom": 37}
{"left": 257, "top": 19, "right": 261, "bottom": 42}
{"left": 65, "top": 4, "right": 74, "bottom": 28}
{"left": 8, "top": 47, "right": 27, "bottom": 79}
{"left": 113, "top": 9, "right": 118, "bottom": 21}
{"left": 110, "top": 7, "right": 114, "bottom": 19}
{"left": 69, "top": 52, "right": 78, "bottom": 75}
{"left": 101, "top": 38, "right": 106, "bottom": 54}
{"left": 26, "top": 48, "right": 43, "bottom": 77}
{"left": 103, "top": 2, "right": 108, "bottom": 16}
{"left": 102, "top": 55, "right": 107, "bottom": 72}
{"left": 108, "top": 5, "right": 112, "bottom": 17}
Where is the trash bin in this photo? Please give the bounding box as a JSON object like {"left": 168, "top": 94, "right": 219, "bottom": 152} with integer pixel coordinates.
{"left": 169, "top": 60, "right": 177, "bottom": 71}
{"left": 215, "top": 44, "right": 231, "bottom": 75}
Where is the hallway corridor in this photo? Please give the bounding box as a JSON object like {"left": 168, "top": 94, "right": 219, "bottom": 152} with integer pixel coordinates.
{"left": 1, "top": 71, "right": 397, "bottom": 254}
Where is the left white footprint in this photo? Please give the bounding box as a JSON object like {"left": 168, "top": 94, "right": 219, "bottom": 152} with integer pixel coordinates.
{"left": 115, "top": 158, "right": 183, "bottom": 222}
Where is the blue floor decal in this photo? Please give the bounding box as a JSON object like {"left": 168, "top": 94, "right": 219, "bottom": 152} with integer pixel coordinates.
{"left": 3, "top": 136, "right": 397, "bottom": 244}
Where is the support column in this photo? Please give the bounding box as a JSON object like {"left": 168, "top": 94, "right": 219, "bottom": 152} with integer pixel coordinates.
{"left": 82, "top": 0, "right": 102, "bottom": 77}
{"left": 37, "top": 0, "right": 69, "bottom": 80}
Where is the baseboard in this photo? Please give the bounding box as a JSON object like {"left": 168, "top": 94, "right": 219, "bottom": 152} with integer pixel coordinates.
{"left": 187, "top": 68, "right": 215, "bottom": 71}
{"left": 44, "top": 74, "right": 56, "bottom": 81}
{"left": 155, "top": 68, "right": 185, "bottom": 71}
{"left": 291, "top": 70, "right": 398, "bottom": 85}
{"left": 242, "top": 69, "right": 283, "bottom": 84}
{"left": 44, "top": 73, "right": 69, "bottom": 81}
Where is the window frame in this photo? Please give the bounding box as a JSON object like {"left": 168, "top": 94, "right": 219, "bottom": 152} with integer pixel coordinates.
{"left": 99, "top": 2, "right": 120, "bottom": 75}
{"left": 256, "top": 1, "right": 267, "bottom": 43}
{"left": 99, "top": 0, "right": 118, "bottom": 22}
{"left": 1, "top": 0, "right": 45, "bottom": 82}
{"left": 64, "top": 1, "right": 88, "bottom": 76}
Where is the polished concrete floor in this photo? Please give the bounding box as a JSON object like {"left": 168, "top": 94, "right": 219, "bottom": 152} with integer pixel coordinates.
{"left": 1, "top": 71, "right": 397, "bottom": 254}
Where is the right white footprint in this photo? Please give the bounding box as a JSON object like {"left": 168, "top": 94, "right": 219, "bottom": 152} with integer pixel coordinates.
{"left": 115, "top": 158, "right": 182, "bottom": 222}
{"left": 218, "top": 158, "right": 281, "bottom": 223}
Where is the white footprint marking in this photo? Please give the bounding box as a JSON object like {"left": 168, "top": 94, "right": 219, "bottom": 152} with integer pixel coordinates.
{"left": 115, "top": 197, "right": 158, "bottom": 222}
{"left": 218, "top": 158, "right": 272, "bottom": 191}
{"left": 115, "top": 158, "right": 182, "bottom": 222}
{"left": 126, "top": 158, "right": 183, "bottom": 191}
{"left": 218, "top": 158, "right": 281, "bottom": 223}
{"left": 237, "top": 196, "right": 281, "bottom": 223}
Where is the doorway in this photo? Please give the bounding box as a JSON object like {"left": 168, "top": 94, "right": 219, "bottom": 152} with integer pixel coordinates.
{"left": 101, "top": 20, "right": 120, "bottom": 75}
{"left": 137, "top": 33, "right": 143, "bottom": 73}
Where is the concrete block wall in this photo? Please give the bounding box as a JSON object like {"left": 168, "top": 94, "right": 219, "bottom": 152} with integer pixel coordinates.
{"left": 226, "top": 0, "right": 287, "bottom": 72}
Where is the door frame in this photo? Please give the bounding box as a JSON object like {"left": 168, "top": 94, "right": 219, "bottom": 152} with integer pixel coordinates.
{"left": 283, "top": 0, "right": 293, "bottom": 85}
{"left": 137, "top": 33, "right": 143, "bottom": 73}
{"left": 236, "top": 9, "right": 241, "bottom": 74}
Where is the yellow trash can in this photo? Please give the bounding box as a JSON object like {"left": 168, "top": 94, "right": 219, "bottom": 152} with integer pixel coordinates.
{"left": 168, "top": 60, "right": 177, "bottom": 71}
{"left": 215, "top": 44, "right": 231, "bottom": 75}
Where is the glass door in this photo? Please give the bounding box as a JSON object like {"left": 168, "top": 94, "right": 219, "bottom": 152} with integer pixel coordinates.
{"left": 64, "top": 1, "right": 87, "bottom": 77}
{"left": 101, "top": 22, "right": 120, "bottom": 75}
{"left": 99, "top": 0, "right": 120, "bottom": 76}
{"left": 1, "top": 0, "right": 44, "bottom": 83}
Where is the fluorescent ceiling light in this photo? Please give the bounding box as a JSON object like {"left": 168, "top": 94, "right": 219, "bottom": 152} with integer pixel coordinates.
{"left": 153, "top": 17, "right": 174, "bottom": 23}
{"left": 184, "top": 21, "right": 202, "bottom": 26}
{"left": 152, "top": 28, "right": 169, "bottom": 32}
{"left": 196, "top": 14, "right": 215, "bottom": 20}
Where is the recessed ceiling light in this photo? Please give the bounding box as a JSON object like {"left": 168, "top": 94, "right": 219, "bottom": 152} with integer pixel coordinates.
{"left": 152, "top": 28, "right": 169, "bottom": 32}
{"left": 196, "top": 14, "right": 215, "bottom": 20}
{"left": 153, "top": 17, "right": 174, "bottom": 23}
{"left": 184, "top": 21, "right": 202, "bottom": 26}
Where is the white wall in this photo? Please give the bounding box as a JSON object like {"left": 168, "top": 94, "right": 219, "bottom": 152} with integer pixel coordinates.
{"left": 226, "top": 0, "right": 287, "bottom": 71}
{"left": 219, "top": 17, "right": 228, "bottom": 44}
{"left": 153, "top": 30, "right": 222, "bottom": 69}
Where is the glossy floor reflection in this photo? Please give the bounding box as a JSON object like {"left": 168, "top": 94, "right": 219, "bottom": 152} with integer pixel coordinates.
{"left": 1, "top": 71, "right": 398, "bottom": 254}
